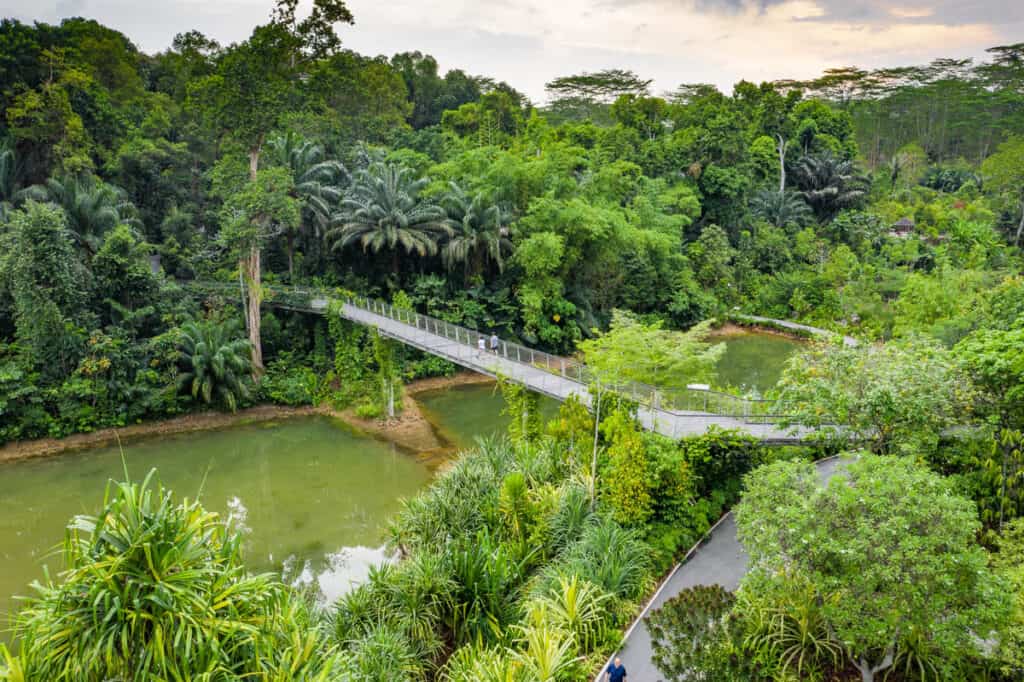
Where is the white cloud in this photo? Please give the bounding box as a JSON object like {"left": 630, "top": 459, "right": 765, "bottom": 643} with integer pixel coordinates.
{"left": 4, "top": 0, "right": 1020, "bottom": 102}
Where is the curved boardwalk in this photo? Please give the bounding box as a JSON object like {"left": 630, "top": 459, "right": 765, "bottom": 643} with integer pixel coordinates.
{"left": 599, "top": 456, "right": 846, "bottom": 682}
{"left": 186, "top": 282, "right": 817, "bottom": 442}
{"left": 291, "top": 294, "right": 810, "bottom": 443}
{"left": 735, "top": 314, "right": 860, "bottom": 347}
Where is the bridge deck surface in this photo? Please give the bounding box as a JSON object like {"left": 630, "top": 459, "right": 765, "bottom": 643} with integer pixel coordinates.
{"left": 338, "top": 302, "right": 806, "bottom": 442}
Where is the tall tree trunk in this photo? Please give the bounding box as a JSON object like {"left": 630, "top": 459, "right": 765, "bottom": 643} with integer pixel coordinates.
{"left": 1015, "top": 198, "right": 1024, "bottom": 247}
{"left": 776, "top": 135, "right": 787, "bottom": 193}
{"left": 246, "top": 141, "right": 264, "bottom": 377}
{"left": 246, "top": 243, "right": 264, "bottom": 377}
{"left": 286, "top": 231, "right": 295, "bottom": 281}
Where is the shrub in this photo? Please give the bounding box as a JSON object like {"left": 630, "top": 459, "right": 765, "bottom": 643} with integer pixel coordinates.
{"left": 647, "top": 585, "right": 740, "bottom": 682}
{"left": 7, "top": 471, "right": 340, "bottom": 679}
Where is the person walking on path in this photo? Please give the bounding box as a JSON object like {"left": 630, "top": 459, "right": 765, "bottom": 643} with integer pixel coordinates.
{"left": 477, "top": 336, "right": 486, "bottom": 358}
{"left": 489, "top": 332, "right": 499, "bottom": 354}
{"left": 605, "top": 657, "right": 627, "bottom": 682}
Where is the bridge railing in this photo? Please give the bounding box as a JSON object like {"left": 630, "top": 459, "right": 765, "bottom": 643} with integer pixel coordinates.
{"left": 184, "top": 281, "right": 792, "bottom": 424}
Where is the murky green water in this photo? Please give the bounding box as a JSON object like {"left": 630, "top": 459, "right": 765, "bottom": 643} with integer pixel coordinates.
{"left": 0, "top": 348, "right": 794, "bottom": 630}
{"left": 712, "top": 331, "right": 803, "bottom": 395}
{"left": 416, "top": 383, "right": 558, "bottom": 449}
{"left": 0, "top": 416, "right": 434, "bottom": 628}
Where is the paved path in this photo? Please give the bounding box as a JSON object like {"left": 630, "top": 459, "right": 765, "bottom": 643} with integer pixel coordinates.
{"left": 330, "top": 300, "right": 810, "bottom": 443}
{"left": 735, "top": 314, "right": 860, "bottom": 347}
{"left": 601, "top": 456, "right": 847, "bottom": 682}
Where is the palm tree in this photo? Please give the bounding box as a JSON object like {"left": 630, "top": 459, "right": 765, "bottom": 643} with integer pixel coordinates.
{"left": 327, "top": 162, "right": 449, "bottom": 275}
{"left": 441, "top": 182, "right": 512, "bottom": 277}
{"left": 749, "top": 187, "right": 813, "bottom": 229}
{"left": 177, "top": 320, "right": 252, "bottom": 411}
{"left": 791, "top": 152, "right": 869, "bottom": 221}
{"left": 265, "top": 132, "right": 348, "bottom": 278}
{"left": 22, "top": 174, "right": 140, "bottom": 256}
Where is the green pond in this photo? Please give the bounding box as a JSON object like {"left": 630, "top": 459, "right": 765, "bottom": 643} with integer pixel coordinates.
{"left": 0, "top": 334, "right": 794, "bottom": 629}
{"left": 416, "top": 383, "right": 558, "bottom": 449}
{"left": 0, "top": 416, "right": 442, "bottom": 629}
{"left": 711, "top": 331, "right": 803, "bottom": 395}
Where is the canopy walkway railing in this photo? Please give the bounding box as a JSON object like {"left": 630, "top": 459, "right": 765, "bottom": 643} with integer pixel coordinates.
{"left": 184, "top": 281, "right": 798, "bottom": 427}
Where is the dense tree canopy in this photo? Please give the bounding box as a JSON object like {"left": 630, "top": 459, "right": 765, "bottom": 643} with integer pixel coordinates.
{"left": 1, "top": 5, "right": 1024, "bottom": 680}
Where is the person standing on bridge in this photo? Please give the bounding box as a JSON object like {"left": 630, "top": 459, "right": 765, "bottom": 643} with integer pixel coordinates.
{"left": 605, "top": 656, "right": 627, "bottom": 682}
{"left": 477, "top": 335, "right": 486, "bottom": 358}
{"left": 490, "top": 332, "right": 499, "bottom": 354}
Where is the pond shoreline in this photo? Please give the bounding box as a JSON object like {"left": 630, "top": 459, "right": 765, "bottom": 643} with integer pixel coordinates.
{"left": 708, "top": 320, "right": 811, "bottom": 343}
{"left": 0, "top": 372, "right": 497, "bottom": 464}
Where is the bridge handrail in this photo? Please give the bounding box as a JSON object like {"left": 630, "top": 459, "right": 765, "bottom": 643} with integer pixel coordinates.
{"left": 185, "top": 281, "right": 794, "bottom": 423}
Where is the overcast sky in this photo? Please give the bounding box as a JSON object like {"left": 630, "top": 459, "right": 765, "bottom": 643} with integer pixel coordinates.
{"left": 5, "top": 0, "right": 1023, "bottom": 102}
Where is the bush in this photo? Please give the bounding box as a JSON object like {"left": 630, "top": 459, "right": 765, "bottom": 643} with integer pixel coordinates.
{"left": 647, "top": 585, "right": 740, "bottom": 682}
{"left": 259, "top": 352, "right": 317, "bottom": 406}
{"left": 354, "top": 399, "right": 384, "bottom": 419}
{"left": 7, "top": 471, "right": 341, "bottom": 679}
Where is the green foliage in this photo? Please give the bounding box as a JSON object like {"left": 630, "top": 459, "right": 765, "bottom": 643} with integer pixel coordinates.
{"left": 259, "top": 351, "right": 318, "bottom": 406}
{"left": 6, "top": 201, "right": 85, "bottom": 377}
{"left": 498, "top": 378, "right": 542, "bottom": 446}
{"left": 176, "top": 319, "right": 252, "bottom": 411}
{"left": 220, "top": 166, "right": 301, "bottom": 254}
{"left": 578, "top": 309, "right": 723, "bottom": 391}
{"left": 600, "top": 408, "right": 652, "bottom": 526}
{"left": 778, "top": 337, "right": 972, "bottom": 454}
{"left": 736, "top": 455, "right": 1010, "bottom": 680}
{"left": 647, "top": 585, "right": 740, "bottom": 682}
{"left": 8, "top": 471, "right": 341, "bottom": 680}
{"left": 328, "top": 161, "right": 449, "bottom": 273}
{"left": 992, "top": 518, "right": 1024, "bottom": 675}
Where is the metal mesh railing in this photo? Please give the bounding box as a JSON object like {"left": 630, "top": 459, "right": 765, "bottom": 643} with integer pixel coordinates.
{"left": 184, "top": 281, "right": 793, "bottom": 424}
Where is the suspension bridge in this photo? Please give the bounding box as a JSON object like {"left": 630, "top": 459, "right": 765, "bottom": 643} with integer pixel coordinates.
{"left": 188, "top": 282, "right": 817, "bottom": 443}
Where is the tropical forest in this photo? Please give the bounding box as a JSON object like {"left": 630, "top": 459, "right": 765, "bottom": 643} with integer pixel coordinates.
{"left": 0, "top": 1, "right": 1023, "bottom": 680}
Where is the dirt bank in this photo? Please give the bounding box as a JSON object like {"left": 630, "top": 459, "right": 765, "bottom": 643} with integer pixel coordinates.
{"left": 0, "top": 372, "right": 498, "bottom": 465}
{"left": 0, "top": 405, "right": 321, "bottom": 464}
{"left": 404, "top": 372, "right": 495, "bottom": 396}
{"left": 706, "top": 320, "right": 809, "bottom": 343}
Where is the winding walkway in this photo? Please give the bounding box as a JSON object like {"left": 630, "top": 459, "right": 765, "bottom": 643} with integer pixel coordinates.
{"left": 184, "top": 281, "right": 819, "bottom": 442}
{"left": 599, "top": 456, "right": 847, "bottom": 682}
{"left": 734, "top": 314, "right": 860, "bottom": 347}
{"left": 334, "top": 300, "right": 811, "bottom": 442}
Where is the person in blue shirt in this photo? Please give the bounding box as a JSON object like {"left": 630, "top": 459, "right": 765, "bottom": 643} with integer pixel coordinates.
{"left": 605, "top": 656, "right": 627, "bottom": 682}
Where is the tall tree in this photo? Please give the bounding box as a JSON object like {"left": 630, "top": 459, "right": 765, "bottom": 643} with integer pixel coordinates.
{"left": 792, "top": 151, "right": 868, "bottom": 221}
{"left": 777, "top": 338, "right": 971, "bottom": 454}
{"left": 736, "top": 456, "right": 1008, "bottom": 682}
{"left": 265, "top": 131, "right": 348, "bottom": 277}
{"left": 544, "top": 68, "right": 651, "bottom": 123}
{"left": 187, "top": 0, "right": 353, "bottom": 373}
{"left": 5, "top": 201, "right": 84, "bottom": 379}
{"left": 22, "top": 174, "right": 138, "bottom": 257}
{"left": 981, "top": 135, "right": 1024, "bottom": 245}
{"left": 219, "top": 167, "right": 301, "bottom": 374}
